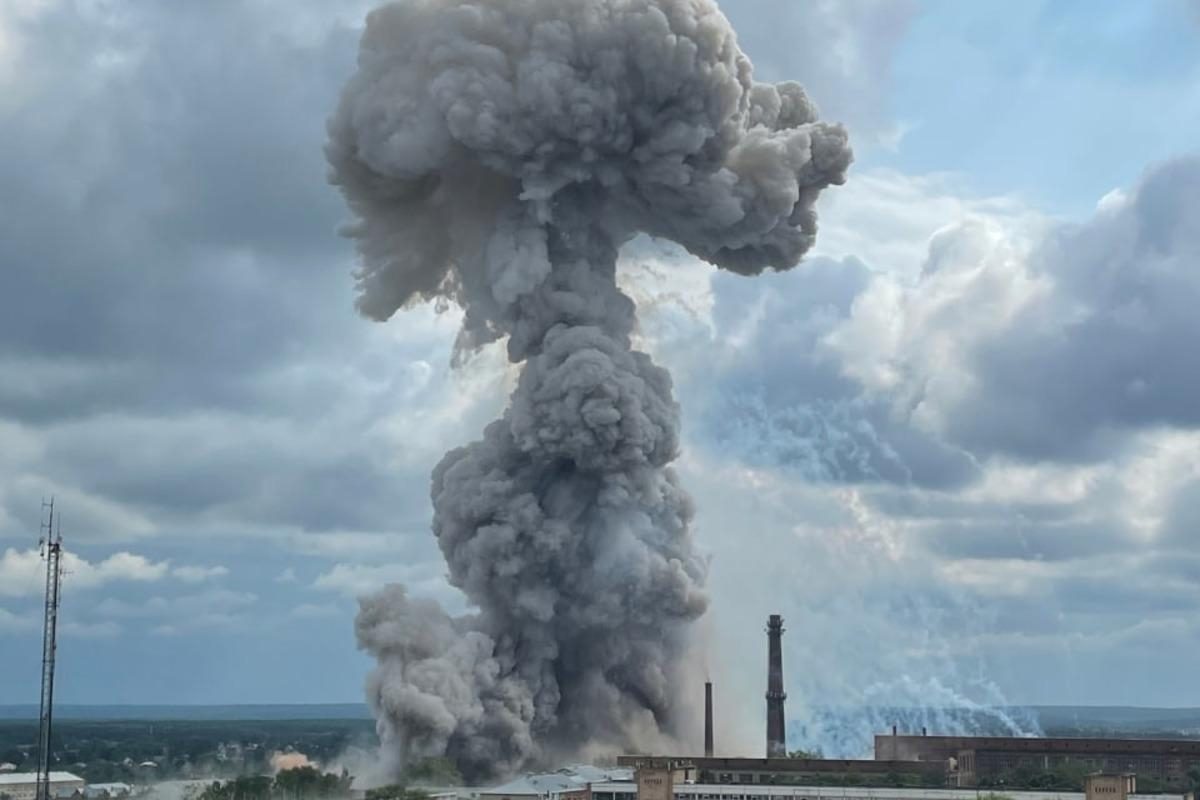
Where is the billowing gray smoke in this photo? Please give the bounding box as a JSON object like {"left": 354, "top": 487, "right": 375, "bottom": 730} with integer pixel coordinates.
{"left": 327, "top": 0, "right": 851, "bottom": 782}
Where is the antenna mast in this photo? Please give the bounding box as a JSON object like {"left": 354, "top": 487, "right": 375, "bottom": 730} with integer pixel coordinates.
{"left": 36, "top": 498, "right": 64, "bottom": 800}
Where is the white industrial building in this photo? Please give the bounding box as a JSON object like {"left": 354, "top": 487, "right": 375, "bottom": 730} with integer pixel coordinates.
{"left": 0, "top": 772, "right": 86, "bottom": 800}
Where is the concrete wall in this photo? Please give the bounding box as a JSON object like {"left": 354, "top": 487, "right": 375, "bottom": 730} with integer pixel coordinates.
{"left": 1085, "top": 774, "right": 1134, "bottom": 800}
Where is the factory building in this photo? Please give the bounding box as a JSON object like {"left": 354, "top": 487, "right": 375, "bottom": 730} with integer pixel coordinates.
{"left": 622, "top": 616, "right": 1200, "bottom": 795}
{"left": 588, "top": 777, "right": 1180, "bottom": 800}
{"left": 476, "top": 766, "right": 634, "bottom": 800}
{"left": 592, "top": 782, "right": 1181, "bottom": 800}
{"left": 0, "top": 772, "right": 86, "bottom": 800}
{"left": 616, "top": 757, "right": 944, "bottom": 786}
{"left": 590, "top": 763, "right": 1185, "bottom": 800}
{"left": 877, "top": 734, "right": 1200, "bottom": 789}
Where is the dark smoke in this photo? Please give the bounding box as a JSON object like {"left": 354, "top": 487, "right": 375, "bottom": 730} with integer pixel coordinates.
{"left": 326, "top": 0, "right": 851, "bottom": 782}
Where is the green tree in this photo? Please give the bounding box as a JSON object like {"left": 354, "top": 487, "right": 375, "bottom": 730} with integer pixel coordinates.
{"left": 787, "top": 748, "right": 824, "bottom": 759}
{"left": 921, "top": 771, "right": 946, "bottom": 788}
{"left": 275, "top": 767, "right": 322, "bottom": 800}
{"left": 1185, "top": 764, "right": 1200, "bottom": 793}
{"left": 366, "top": 786, "right": 429, "bottom": 800}
{"left": 274, "top": 767, "right": 352, "bottom": 800}
{"left": 246, "top": 776, "right": 276, "bottom": 800}
{"left": 1136, "top": 775, "right": 1167, "bottom": 793}
{"left": 197, "top": 781, "right": 226, "bottom": 800}
{"left": 1050, "top": 758, "right": 1090, "bottom": 789}
{"left": 205, "top": 776, "right": 272, "bottom": 800}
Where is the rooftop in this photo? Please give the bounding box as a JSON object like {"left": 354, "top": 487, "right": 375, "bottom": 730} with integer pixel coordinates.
{"left": 0, "top": 773, "right": 85, "bottom": 786}
{"left": 879, "top": 734, "right": 1200, "bottom": 753}
{"left": 480, "top": 765, "right": 634, "bottom": 796}
{"left": 592, "top": 784, "right": 1182, "bottom": 800}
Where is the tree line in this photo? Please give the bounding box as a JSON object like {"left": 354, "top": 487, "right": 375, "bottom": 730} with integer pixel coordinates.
{"left": 195, "top": 767, "right": 354, "bottom": 800}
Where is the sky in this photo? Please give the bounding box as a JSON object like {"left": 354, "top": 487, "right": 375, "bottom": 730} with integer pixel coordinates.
{"left": 1, "top": 0, "right": 1199, "bottom": 754}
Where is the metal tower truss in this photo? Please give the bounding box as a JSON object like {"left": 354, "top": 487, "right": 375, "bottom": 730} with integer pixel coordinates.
{"left": 36, "top": 499, "right": 64, "bottom": 800}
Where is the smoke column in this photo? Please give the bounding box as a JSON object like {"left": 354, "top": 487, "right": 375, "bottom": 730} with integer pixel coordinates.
{"left": 327, "top": 0, "right": 851, "bottom": 782}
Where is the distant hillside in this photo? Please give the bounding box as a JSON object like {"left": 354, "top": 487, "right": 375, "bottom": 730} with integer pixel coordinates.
{"left": 0, "top": 703, "right": 372, "bottom": 721}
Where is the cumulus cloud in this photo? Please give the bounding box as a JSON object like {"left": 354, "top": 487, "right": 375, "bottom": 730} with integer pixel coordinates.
{"left": 172, "top": 565, "right": 229, "bottom": 583}
{"left": 0, "top": 548, "right": 170, "bottom": 598}
{"left": 314, "top": 562, "right": 454, "bottom": 604}
{"left": 722, "top": 0, "right": 918, "bottom": 146}
{"left": 620, "top": 155, "right": 1200, "bottom": 715}
{"left": 828, "top": 156, "right": 1200, "bottom": 463}
{"left": 0, "top": 0, "right": 514, "bottom": 583}
{"left": 683, "top": 257, "right": 979, "bottom": 487}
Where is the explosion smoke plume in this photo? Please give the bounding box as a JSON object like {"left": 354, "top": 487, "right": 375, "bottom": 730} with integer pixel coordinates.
{"left": 327, "top": 0, "right": 851, "bottom": 781}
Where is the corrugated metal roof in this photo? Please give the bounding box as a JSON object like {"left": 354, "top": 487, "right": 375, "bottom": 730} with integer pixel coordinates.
{"left": 555, "top": 766, "right": 634, "bottom": 784}
{"left": 0, "top": 773, "right": 85, "bottom": 785}
{"left": 481, "top": 774, "right": 585, "bottom": 796}
{"left": 480, "top": 764, "right": 644, "bottom": 798}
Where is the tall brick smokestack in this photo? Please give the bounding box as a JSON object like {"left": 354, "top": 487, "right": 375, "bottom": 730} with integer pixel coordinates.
{"left": 704, "top": 681, "right": 714, "bottom": 757}
{"left": 766, "top": 614, "right": 787, "bottom": 757}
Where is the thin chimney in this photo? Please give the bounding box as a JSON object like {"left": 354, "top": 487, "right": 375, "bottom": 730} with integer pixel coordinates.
{"left": 704, "top": 681, "right": 714, "bottom": 757}
{"left": 766, "top": 614, "right": 787, "bottom": 758}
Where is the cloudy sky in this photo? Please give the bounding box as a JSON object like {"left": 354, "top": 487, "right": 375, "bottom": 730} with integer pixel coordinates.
{"left": 1, "top": 0, "right": 1199, "bottom": 751}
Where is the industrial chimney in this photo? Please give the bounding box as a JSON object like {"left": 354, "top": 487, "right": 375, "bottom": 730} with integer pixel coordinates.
{"left": 766, "top": 614, "right": 787, "bottom": 757}
{"left": 704, "top": 681, "right": 714, "bottom": 757}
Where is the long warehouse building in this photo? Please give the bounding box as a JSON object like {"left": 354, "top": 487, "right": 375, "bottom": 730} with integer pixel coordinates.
{"left": 0, "top": 773, "right": 86, "bottom": 800}
{"left": 876, "top": 734, "right": 1200, "bottom": 788}
{"left": 616, "top": 756, "right": 945, "bottom": 786}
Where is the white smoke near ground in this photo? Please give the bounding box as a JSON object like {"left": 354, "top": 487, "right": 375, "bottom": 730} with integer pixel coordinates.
{"left": 792, "top": 670, "right": 1042, "bottom": 758}
{"left": 326, "top": 0, "right": 851, "bottom": 783}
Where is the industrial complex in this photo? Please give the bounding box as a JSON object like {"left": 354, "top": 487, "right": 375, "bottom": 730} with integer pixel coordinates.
{"left": 878, "top": 733, "right": 1200, "bottom": 789}
{"left": 13, "top": 576, "right": 1200, "bottom": 800}
{"left": 591, "top": 763, "right": 1175, "bottom": 800}
{"left": 612, "top": 614, "right": 1200, "bottom": 797}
